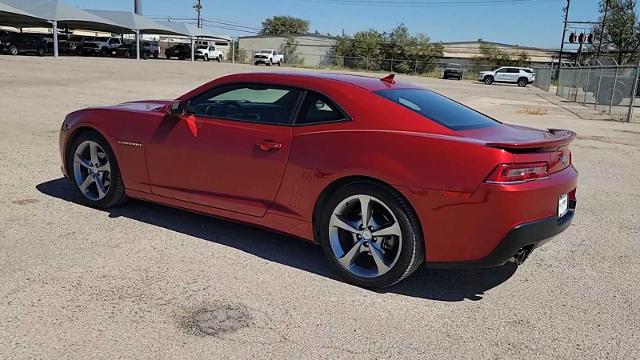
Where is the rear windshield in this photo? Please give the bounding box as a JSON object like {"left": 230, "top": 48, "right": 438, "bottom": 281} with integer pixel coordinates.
{"left": 375, "top": 89, "right": 499, "bottom": 130}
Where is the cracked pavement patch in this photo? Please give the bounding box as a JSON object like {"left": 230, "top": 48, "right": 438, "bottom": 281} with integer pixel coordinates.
{"left": 178, "top": 303, "right": 253, "bottom": 337}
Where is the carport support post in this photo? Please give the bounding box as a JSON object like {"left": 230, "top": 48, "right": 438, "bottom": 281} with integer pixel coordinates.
{"left": 135, "top": 30, "right": 140, "bottom": 60}
{"left": 52, "top": 21, "right": 59, "bottom": 58}
{"left": 231, "top": 39, "right": 234, "bottom": 63}
{"left": 190, "top": 37, "right": 195, "bottom": 62}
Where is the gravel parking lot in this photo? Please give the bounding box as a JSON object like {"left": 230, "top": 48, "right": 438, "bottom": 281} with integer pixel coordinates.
{"left": 1, "top": 56, "right": 639, "bottom": 359}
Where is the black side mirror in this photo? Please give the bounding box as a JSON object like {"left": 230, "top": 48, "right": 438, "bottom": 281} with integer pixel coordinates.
{"left": 169, "top": 100, "right": 184, "bottom": 116}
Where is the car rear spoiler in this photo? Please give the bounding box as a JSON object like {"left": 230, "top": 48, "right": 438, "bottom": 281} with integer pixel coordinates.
{"left": 485, "top": 129, "right": 576, "bottom": 150}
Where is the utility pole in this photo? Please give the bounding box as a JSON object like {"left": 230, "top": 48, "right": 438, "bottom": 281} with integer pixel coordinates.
{"left": 557, "top": 0, "right": 571, "bottom": 73}
{"left": 595, "top": 0, "right": 609, "bottom": 60}
{"left": 134, "top": 0, "right": 142, "bottom": 15}
{"left": 194, "top": 0, "right": 203, "bottom": 29}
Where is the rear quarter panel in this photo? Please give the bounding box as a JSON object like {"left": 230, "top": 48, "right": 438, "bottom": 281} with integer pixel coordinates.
{"left": 272, "top": 127, "right": 513, "bottom": 222}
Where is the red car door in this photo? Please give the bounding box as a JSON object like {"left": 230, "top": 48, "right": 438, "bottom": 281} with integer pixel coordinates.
{"left": 145, "top": 84, "right": 300, "bottom": 217}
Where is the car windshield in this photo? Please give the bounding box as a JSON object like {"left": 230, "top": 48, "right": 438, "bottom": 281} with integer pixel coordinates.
{"left": 258, "top": 50, "right": 272, "bottom": 54}
{"left": 375, "top": 88, "right": 499, "bottom": 130}
{"left": 447, "top": 64, "right": 462, "bottom": 69}
{"left": 197, "top": 46, "right": 207, "bottom": 50}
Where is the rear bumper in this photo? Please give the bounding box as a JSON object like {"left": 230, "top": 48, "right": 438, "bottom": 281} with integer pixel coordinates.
{"left": 426, "top": 200, "right": 575, "bottom": 269}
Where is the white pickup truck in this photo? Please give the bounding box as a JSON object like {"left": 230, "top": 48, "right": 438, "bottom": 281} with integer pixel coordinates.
{"left": 253, "top": 49, "right": 284, "bottom": 66}
{"left": 195, "top": 45, "right": 223, "bottom": 62}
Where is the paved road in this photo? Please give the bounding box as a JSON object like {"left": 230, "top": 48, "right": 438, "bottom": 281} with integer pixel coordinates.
{"left": 1, "top": 56, "right": 639, "bottom": 359}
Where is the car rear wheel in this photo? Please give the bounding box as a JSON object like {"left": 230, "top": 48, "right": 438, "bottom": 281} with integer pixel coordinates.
{"left": 204, "top": 54, "right": 209, "bottom": 61}
{"left": 319, "top": 182, "right": 424, "bottom": 288}
{"left": 517, "top": 77, "right": 528, "bottom": 87}
{"left": 37, "top": 47, "right": 45, "bottom": 57}
{"left": 484, "top": 75, "right": 494, "bottom": 85}
{"left": 9, "top": 45, "right": 18, "bottom": 55}
{"left": 68, "top": 131, "right": 127, "bottom": 208}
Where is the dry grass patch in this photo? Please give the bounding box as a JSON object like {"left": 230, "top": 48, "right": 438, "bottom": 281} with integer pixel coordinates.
{"left": 518, "top": 106, "right": 548, "bottom": 115}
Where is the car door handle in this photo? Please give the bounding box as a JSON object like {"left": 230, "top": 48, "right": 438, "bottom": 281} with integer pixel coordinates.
{"left": 257, "top": 140, "right": 282, "bottom": 151}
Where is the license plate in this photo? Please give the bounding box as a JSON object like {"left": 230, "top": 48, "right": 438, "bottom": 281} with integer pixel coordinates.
{"left": 558, "top": 194, "right": 568, "bottom": 218}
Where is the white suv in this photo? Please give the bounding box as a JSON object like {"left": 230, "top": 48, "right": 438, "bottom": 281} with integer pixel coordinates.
{"left": 478, "top": 67, "right": 535, "bottom": 87}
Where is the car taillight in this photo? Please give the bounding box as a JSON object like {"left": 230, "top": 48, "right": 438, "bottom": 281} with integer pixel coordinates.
{"left": 484, "top": 162, "right": 549, "bottom": 184}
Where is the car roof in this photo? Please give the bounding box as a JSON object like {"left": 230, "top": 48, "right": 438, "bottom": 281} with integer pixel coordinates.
{"left": 222, "top": 72, "right": 417, "bottom": 92}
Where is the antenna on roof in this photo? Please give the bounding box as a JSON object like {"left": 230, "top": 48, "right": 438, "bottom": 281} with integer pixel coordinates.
{"left": 381, "top": 74, "right": 395, "bottom": 84}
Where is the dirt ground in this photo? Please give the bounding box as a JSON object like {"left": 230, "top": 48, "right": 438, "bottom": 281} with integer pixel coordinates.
{"left": 1, "top": 56, "right": 639, "bottom": 359}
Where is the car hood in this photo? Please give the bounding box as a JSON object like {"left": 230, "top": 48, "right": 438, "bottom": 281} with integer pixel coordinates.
{"left": 458, "top": 123, "right": 576, "bottom": 150}
{"left": 111, "top": 100, "right": 171, "bottom": 112}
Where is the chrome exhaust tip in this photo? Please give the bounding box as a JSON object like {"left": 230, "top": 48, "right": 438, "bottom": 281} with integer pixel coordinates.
{"left": 511, "top": 247, "right": 532, "bottom": 266}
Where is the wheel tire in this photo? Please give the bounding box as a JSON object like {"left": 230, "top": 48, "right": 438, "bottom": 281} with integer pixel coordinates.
{"left": 318, "top": 181, "right": 424, "bottom": 288}
{"left": 277, "top": 60, "right": 282, "bottom": 67}
{"left": 484, "top": 76, "right": 494, "bottom": 85}
{"left": 166, "top": 54, "right": 171, "bottom": 59}
{"left": 67, "top": 131, "right": 127, "bottom": 209}
{"left": 597, "top": 87, "right": 624, "bottom": 106}
{"left": 179, "top": 55, "right": 185, "bottom": 60}
{"left": 204, "top": 54, "right": 209, "bottom": 61}
{"left": 254, "top": 61, "right": 260, "bottom": 66}
{"left": 124, "top": 50, "right": 130, "bottom": 58}
{"left": 143, "top": 53, "right": 149, "bottom": 60}
{"left": 9, "top": 45, "right": 18, "bottom": 56}
{"left": 37, "top": 47, "right": 45, "bottom": 57}
{"left": 457, "top": 75, "right": 462, "bottom": 80}
{"left": 517, "top": 77, "right": 528, "bottom": 87}
{"left": 217, "top": 55, "right": 222, "bottom": 62}
{"left": 153, "top": 51, "right": 159, "bottom": 59}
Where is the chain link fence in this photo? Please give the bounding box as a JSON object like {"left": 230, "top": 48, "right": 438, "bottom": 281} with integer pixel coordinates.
{"left": 552, "top": 64, "right": 640, "bottom": 123}
{"left": 236, "top": 50, "right": 516, "bottom": 80}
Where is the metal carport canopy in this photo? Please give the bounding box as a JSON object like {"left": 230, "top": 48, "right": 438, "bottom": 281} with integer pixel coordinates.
{"left": 86, "top": 10, "right": 185, "bottom": 36}
{"left": 0, "top": 2, "right": 49, "bottom": 27}
{"left": 87, "top": 10, "right": 189, "bottom": 60}
{"left": 0, "top": 0, "right": 130, "bottom": 57}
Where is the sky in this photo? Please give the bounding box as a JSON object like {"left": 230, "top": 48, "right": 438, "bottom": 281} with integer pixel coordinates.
{"left": 62, "top": 0, "right": 604, "bottom": 49}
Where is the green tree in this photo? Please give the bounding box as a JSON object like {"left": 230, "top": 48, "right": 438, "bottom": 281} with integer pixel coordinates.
{"left": 475, "top": 42, "right": 513, "bottom": 67}
{"left": 597, "top": 0, "right": 640, "bottom": 64}
{"left": 260, "top": 16, "right": 309, "bottom": 36}
{"left": 280, "top": 37, "right": 302, "bottom": 65}
{"left": 332, "top": 25, "right": 442, "bottom": 73}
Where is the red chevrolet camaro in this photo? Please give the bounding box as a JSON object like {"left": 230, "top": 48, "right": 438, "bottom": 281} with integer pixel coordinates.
{"left": 59, "top": 72, "right": 577, "bottom": 288}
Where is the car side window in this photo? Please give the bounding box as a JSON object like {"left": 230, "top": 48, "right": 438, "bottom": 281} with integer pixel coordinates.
{"left": 296, "top": 91, "right": 348, "bottom": 125}
{"left": 185, "top": 84, "right": 301, "bottom": 125}
{"left": 507, "top": 68, "right": 520, "bottom": 73}
{"left": 496, "top": 68, "right": 507, "bottom": 73}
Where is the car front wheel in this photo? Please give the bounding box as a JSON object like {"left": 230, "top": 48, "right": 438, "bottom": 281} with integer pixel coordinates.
{"left": 484, "top": 76, "right": 494, "bottom": 85}
{"left": 67, "top": 131, "right": 127, "bottom": 208}
{"left": 319, "top": 182, "right": 424, "bottom": 288}
{"left": 204, "top": 54, "right": 209, "bottom": 61}
{"left": 9, "top": 45, "right": 18, "bottom": 55}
